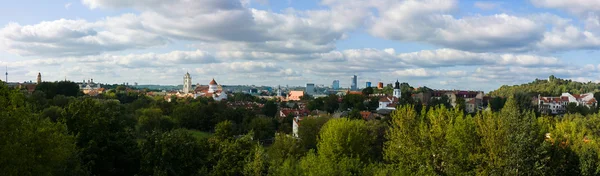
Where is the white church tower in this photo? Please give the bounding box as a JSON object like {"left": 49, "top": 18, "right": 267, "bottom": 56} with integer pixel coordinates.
{"left": 183, "top": 72, "right": 192, "bottom": 93}
{"left": 393, "top": 80, "right": 401, "bottom": 99}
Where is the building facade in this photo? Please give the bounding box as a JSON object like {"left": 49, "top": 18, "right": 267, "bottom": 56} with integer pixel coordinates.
{"left": 332, "top": 80, "right": 340, "bottom": 90}
{"left": 366, "top": 82, "right": 371, "bottom": 88}
{"left": 351, "top": 75, "right": 357, "bottom": 91}
{"left": 538, "top": 92, "right": 598, "bottom": 114}
{"left": 183, "top": 72, "right": 192, "bottom": 93}
{"left": 306, "top": 83, "right": 315, "bottom": 95}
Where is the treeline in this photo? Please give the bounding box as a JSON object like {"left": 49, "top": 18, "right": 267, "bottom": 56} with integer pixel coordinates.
{"left": 5, "top": 81, "right": 600, "bottom": 175}
{"left": 489, "top": 75, "right": 600, "bottom": 97}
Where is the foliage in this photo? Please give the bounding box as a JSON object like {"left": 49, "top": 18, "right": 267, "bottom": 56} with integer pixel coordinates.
{"left": 35, "top": 81, "right": 81, "bottom": 99}
{"left": 263, "top": 100, "right": 278, "bottom": 117}
{"left": 297, "top": 116, "right": 330, "bottom": 150}
{"left": 62, "top": 98, "right": 140, "bottom": 175}
{"left": 489, "top": 75, "right": 600, "bottom": 97}
{"left": 139, "top": 129, "right": 209, "bottom": 176}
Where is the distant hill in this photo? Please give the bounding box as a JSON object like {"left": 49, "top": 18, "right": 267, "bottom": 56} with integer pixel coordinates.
{"left": 488, "top": 75, "right": 600, "bottom": 97}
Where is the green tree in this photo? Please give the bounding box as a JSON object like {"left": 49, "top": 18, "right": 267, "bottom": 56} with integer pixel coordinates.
{"left": 136, "top": 108, "right": 175, "bottom": 134}
{"left": 0, "top": 83, "right": 83, "bottom": 176}
{"left": 62, "top": 98, "right": 140, "bottom": 175}
{"left": 362, "top": 87, "right": 374, "bottom": 96}
{"left": 263, "top": 100, "right": 278, "bottom": 117}
{"left": 248, "top": 117, "right": 276, "bottom": 141}
{"left": 214, "top": 120, "right": 235, "bottom": 140}
{"left": 139, "top": 129, "right": 209, "bottom": 176}
{"left": 208, "top": 134, "right": 257, "bottom": 176}
{"left": 297, "top": 116, "right": 330, "bottom": 150}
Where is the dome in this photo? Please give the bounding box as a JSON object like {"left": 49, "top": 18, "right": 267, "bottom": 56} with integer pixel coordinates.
{"left": 209, "top": 78, "right": 218, "bottom": 85}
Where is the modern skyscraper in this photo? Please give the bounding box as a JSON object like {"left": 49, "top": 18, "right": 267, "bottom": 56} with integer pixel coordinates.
{"left": 351, "top": 75, "right": 357, "bottom": 91}
{"left": 366, "top": 82, "right": 371, "bottom": 88}
{"left": 306, "top": 83, "right": 315, "bottom": 95}
{"left": 332, "top": 80, "right": 340, "bottom": 90}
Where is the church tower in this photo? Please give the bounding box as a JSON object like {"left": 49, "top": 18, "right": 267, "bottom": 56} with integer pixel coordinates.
{"left": 183, "top": 72, "right": 192, "bottom": 93}
{"left": 393, "top": 80, "right": 401, "bottom": 99}
{"left": 36, "top": 72, "right": 41, "bottom": 84}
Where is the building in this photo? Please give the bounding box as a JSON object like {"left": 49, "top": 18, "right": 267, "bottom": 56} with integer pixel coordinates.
{"left": 287, "top": 91, "right": 305, "bottom": 101}
{"left": 183, "top": 72, "right": 192, "bottom": 93}
{"left": 193, "top": 78, "right": 228, "bottom": 101}
{"left": 366, "top": 82, "right": 371, "bottom": 88}
{"left": 351, "top": 75, "right": 357, "bottom": 91}
{"left": 332, "top": 80, "right": 340, "bottom": 90}
{"left": 538, "top": 92, "right": 598, "bottom": 114}
{"left": 423, "top": 90, "right": 485, "bottom": 113}
{"left": 377, "top": 82, "right": 384, "bottom": 89}
{"left": 393, "top": 80, "right": 401, "bottom": 99}
{"left": 377, "top": 80, "right": 402, "bottom": 111}
{"left": 36, "top": 72, "right": 41, "bottom": 84}
{"left": 306, "top": 83, "right": 315, "bottom": 95}
{"left": 79, "top": 79, "right": 102, "bottom": 95}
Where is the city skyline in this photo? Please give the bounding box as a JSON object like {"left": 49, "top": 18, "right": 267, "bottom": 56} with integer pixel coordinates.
{"left": 2, "top": 0, "right": 600, "bottom": 92}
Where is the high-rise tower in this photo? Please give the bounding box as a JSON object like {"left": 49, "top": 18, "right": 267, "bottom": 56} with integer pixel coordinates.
{"left": 37, "top": 72, "right": 41, "bottom": 84}
{"left": 351, "top": 75, "right": 357, "bottom": 91}
{"left": 183, "top": 72, "right": 192, "bottom": 93}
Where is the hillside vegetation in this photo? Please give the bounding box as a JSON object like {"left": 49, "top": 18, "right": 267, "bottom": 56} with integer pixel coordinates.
{"left": 488, "top": 75, "right": 600, "bottom": 97}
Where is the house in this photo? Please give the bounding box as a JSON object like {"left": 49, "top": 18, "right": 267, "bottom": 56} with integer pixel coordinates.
{"left": 538, "top": 92, "right": 598, "bottom": 114}
{"left": 377, "top": 96, "right": 399, "bottom": 110}
{"left": 377, "top": 80, "right": 402, "bottom": 111}
{"left": 287, "top": 91, "right": 305, "bottom": 101}
{"left": 279, "top": 108, "right": 310, "bottom": 118}
{"left": 360, "top": 111, "right": 374, "bottom": 120}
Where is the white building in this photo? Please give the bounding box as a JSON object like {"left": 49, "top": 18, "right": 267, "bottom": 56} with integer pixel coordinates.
{"left": 79, "top": 79, "right": 102, "bottom": 94}
{"left": 194, "top": 78, "right": 228, "bottom": 101}
{"left": 377, "top": 80, "right": 402, "bottom": 110}
{"left": 183, "top": 72, "right": 192, "bottom": 93}
{"left": 538, "top": 92, "right": 598, "bottom": 114}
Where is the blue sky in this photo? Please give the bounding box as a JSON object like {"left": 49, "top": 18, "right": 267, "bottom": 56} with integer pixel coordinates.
{"left": 1, "top": 0, "right": 600, "bottom": 92}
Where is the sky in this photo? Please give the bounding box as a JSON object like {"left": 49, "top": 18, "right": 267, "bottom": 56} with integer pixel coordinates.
{"left": 1, "top": 0, "right": 600, "bottom": 92}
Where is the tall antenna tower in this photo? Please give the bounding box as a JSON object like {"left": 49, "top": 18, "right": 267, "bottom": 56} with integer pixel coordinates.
{"left": 4, "top": 66, "right": 7, "bottom": 82}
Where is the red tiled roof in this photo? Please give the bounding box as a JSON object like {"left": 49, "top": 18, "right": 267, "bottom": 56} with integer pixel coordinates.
{"left": 209, "top": 79, "right": 217, "bottom": 85}
{"left": 360, "top": 111, "right": 372, "bottom": 120}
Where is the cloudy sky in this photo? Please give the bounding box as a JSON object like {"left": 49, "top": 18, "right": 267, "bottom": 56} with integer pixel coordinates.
{"left": 1, "top": 0, "right": 600, "bottom": 91}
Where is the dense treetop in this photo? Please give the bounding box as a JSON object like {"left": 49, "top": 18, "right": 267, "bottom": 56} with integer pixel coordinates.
{"left": 489, "top": 75, "right": 600, "bottom": 97}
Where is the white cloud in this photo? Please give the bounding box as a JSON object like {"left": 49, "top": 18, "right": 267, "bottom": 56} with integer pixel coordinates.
{"left": 445, "top": 70, "right": 467, "bottom": 77}
{"left": 81, "top": 0, "right": 364, "bottom": 54}
{"left": 394, "top": 68, "right": 440, "bottom": 78}
{"left": 368, "top": 0, "right": 544, "bottom": 52}
{"left": 397, "top": 48, "right": 560, "bottom": 67}
{"left": 65, "top": 3, "right": 72, "bottom": 9}
{"left": 530, "top": 0, "right": 600, "bottom": 15}
{"left": 474, "top": 2, "right": 500, "bottom": 10}
{"left": 0, "top": 14, "right": 168, "bottom": 57}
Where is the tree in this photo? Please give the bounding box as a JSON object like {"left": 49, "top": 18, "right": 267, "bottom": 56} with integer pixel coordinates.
{"left": 299, "top": 118, "right": 375, "bottom": 175}
{"left": 139, "top": 129, "right": 209, "bottom": 176}
{"left": 172, "top": 102, "right": 213, "bottom": 131}
{"left": 208, "top": 134, "right": 257, "bottom": 176}
{"left": 136, "top": 108, "right": 175, "bottom": 134}
{"left": 0, "top": 84, "right": 83, "bottom": 175}
{"left": 297, "top": 117, "right": 330, "bottom": 150}
{"left": 214, "top": 120, "right": 235, "bottom": 140}
{"left": 62, "top": 98, "right": 140, "bottom": 175}
{"left": 263, "top": 100, "right": 278, "bottom": 117}
{"left": 35, "top": 81, "right": 80, "bottom": 99}
{"left": 248, "top": 117, "right": 276, "bottom": 141}
{"left": 362, "top": 87, "right": 374, "bottom": 96}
